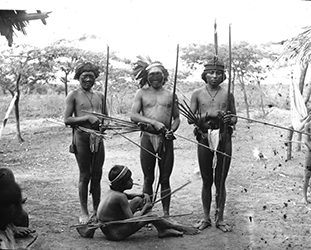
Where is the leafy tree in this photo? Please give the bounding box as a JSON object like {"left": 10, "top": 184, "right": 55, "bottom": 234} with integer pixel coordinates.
{"left": 181, "top": 41, "right": 274, "bottom": 118}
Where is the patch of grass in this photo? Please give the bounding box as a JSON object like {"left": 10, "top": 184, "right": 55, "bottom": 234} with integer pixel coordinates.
{"left": 0, "top": 94, "right": 65, "bottom": 120}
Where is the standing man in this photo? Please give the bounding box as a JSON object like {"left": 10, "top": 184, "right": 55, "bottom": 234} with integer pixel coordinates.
{"left": 189, "top": 57, "right": 237, "bottom": 232}
{"left": 130, "top": 60, "right": 180, "bottom": 217}
{"left": 64, "top": 62, "right": 107, "bottom": 224}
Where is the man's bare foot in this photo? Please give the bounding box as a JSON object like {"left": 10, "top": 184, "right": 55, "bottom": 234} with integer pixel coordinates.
{"left": 216, "top": 222, "right": 232, "bottom": 233}
{"left": 158, "top": 228, "right": 183, "bottom": 238}
{"left": 182, "top": 226, "right": 200, "bottom": 235}
{"left": 89, "top": 213, "right": 98, "bottom": 223}
{"left": 194, "top": 219, "right": 212, "bottom": 230}
{"left": 79, "top": 214, "right": 89, "bottom": 224}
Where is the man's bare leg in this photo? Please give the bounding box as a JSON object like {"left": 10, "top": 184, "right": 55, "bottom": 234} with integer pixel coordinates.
{"left": 78, "top": 178, "right": 90, "bottom": 224}
{"left": 195, "top": 142, "right": 213, "bottom": 230}
{"left": 160, "top": 140, "right": 174, "bottom": 217}
{"left": 140, "top": 136, "right": 156, "bottom": 198}
{"left": 194, "top": 183, "right": 212, "bottom": 230}
{"left": 215, "top": 185, "right": 231, "bottom": 232}
{"left": 153, "top": 217, "right": 199, "bottom": 238}
{"left": 215, "top": 142, "right": 232, "bottom": 233}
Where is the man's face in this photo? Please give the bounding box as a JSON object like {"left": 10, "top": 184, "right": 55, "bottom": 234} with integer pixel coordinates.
{"left": 79, "top": 71, "right": 96, "bottom": 90}
{"left": 147, "top": 67, "right": 165, "bottom": 89}
{"left": 204, "top": 69, "right": 224, "bottom": 86}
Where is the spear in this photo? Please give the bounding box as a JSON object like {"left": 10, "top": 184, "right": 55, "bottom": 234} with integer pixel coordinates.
{"left": 101, "top": 45, "right": 109, "bottom": 133}
{"left": 153, "top": 44, "right": 179, "bottom": 203}
{"left": 217, "top": 24, "right": 232, "bottom": 216}
{"left": 214, "top": 19, "right": 218, "bottom": 57}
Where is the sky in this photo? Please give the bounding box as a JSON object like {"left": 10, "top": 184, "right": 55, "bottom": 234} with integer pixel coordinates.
{"left": 2, "top": 0, "right": 311, "bottom": 67}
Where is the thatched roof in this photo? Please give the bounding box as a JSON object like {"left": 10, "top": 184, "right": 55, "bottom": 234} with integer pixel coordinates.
{"left": 0, "top": 10, "right": 51, "bottom": 47}
{"left": 277, "top": 26, "right": 311, "bottom": 64}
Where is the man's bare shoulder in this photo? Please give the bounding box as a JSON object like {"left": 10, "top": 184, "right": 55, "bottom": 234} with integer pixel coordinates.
{"left": 192, "top": 86, "right": 206, "bottom": 96}
{"left": 134, "top": 87, "right": 152, "bottom": 97}
{"left": 66, "top": 89, "right": 80, "bottom": 100}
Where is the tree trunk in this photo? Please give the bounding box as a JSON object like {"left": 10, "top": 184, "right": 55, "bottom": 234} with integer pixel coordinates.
{"left": 15, "top": 91, "right": 23, "bottom": 142}
{"left": 299, "top": 63, "right": 308, "bottom": 93}
{"left": 15, "top": 74, "right": 23, "bottom": 142}
{"left": 239, "top": 77, "right": 250, "bottom": 120}
{"left": 286, "top": 128, "right": 293, "bottom": 161}
{"left": 256, "top": 80, "right": 267, "bottom": 116}
{"left": 64, "top": 73, "right": 68, "bottom": 96}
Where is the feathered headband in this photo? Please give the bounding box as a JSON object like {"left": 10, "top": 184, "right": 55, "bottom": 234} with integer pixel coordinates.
{"left": 132, "top": 56, "right": 168, "bottom": 88}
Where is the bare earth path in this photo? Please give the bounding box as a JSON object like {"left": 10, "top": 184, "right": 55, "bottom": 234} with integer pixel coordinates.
{"left": 1, "top": 109, "right": 311, "bottom": 249}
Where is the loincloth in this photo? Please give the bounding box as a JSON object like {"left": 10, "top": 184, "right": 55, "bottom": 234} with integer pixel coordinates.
{"left": 141, "top": 132, "right": 165, "bottom": 153}
{"left": 76, "top": 126, "right": 104, "bottom": 153}
{"left": 74, "top": 127, "right": 105, "bottom": 194}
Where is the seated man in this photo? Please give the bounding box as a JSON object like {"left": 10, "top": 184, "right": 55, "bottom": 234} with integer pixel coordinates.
{"left": 77, "top": 165, "right": 199, "bottom": 241}
{"left": 0, "top": 168, "right": 32, "bottom": 237}
{"left": 0, "top": 177, "right": 35, "bottom": 249}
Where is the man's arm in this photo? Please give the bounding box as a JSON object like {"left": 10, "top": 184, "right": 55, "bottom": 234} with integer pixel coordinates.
{"left": 171, "top": 94, "right": 180, "bottom": 132}
{"left": 119, "top": 195, "right": 135, "bottom": 219}
{"left": 188, "top": 90, "right": 198, "bottom": 124}
{"left": 64, "top": 91, "right": 98, "bottom": 127}
{"left": 130, "top": 90, "right": 165, "bottom": 131}
{"left": 228, "top": 93, "right": 237, "bottom": 125}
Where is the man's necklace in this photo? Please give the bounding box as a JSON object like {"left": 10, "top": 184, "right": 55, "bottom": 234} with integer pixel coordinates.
{"left": 81, "top": 88, "right": 94, "bottom": 111}
{"left": 205, "top": 86, "right": 220, "bottom": 101}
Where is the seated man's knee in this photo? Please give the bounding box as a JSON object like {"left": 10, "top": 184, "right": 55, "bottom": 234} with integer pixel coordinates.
{"left": 131, "top": 197, "right": 144, "bottom": 211}
{"left": 13, "top": 208, "right": 29, "bottom": 227}
{"left": 0, "top": 168, "right": 15, "bottom": 182}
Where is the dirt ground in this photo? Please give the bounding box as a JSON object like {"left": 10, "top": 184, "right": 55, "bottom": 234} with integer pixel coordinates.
{"left": 1, "top": 108, "right": 311, "bottom": 250}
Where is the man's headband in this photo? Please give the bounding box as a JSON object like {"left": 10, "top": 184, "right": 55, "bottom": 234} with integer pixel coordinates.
{"left": 203, "top": 56, "right": 225, "bottom": 71}
{"left": 146, "top": 62, "right": 165, "bottom": 71}
{"left": 110, "top": 166, "right": 129, "bottom": 186}
{"left": 74, "top": 62, "right": 100, "bottom": 80}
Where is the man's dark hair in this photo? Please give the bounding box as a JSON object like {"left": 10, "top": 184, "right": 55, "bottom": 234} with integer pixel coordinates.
{"left": 201, "top": 56, "right": 226, "bottom": 83}
{"left": 109, "top": 165, "right": 132, "bottom": 190}
{"left": 74, "top": 62, "right": 100, "bottom": 80}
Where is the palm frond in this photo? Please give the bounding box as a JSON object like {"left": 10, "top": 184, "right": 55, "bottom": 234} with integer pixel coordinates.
{"left": 277, "top": 26, "right": 311, "bottom": 64}
{"left": 0, "top": 10, "right": 51, "bottom": 47}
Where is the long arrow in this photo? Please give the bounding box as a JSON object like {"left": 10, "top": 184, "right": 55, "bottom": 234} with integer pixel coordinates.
{"left": 110, "top": 127, "right": 161, "bottom": 160}
{"left": 174, "top": 133, "right": 233, "bottom": 159}
{"left": 233, "top": 114, "right": 311, "bottom": 136}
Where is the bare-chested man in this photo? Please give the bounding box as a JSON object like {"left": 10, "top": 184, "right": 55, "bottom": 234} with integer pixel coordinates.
{"left": 64, "top": 62, "right": 108, "bottom": 224}
{"left": 76, "top": 165, "right": 199, "bottom": 240}
{"left": 130, "top": 61, "right": 180, "bottom": 216}
{"left": 189, "top": 57, "right": 237, "bottom": 232}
